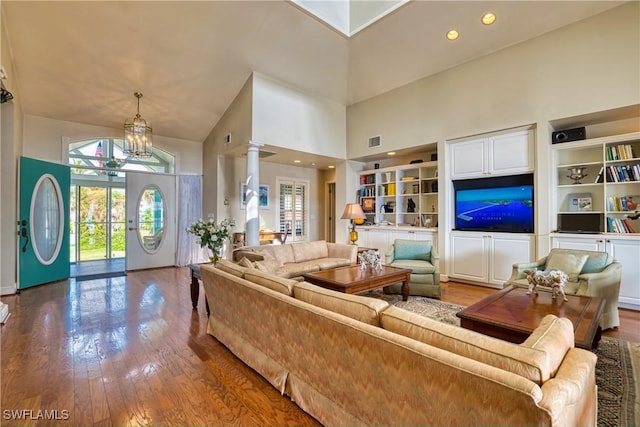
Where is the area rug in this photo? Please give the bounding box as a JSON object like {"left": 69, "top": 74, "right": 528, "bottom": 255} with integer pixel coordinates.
{"left": 368, "top": 291, "right": 640, "bottom": 427}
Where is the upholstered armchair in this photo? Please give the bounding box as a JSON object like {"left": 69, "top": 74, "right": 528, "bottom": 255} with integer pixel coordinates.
{"left": 384, "top": 239, "right": 440, "bottom": 298}
{"left": 504, "top": 248, "right": 622, "bottom": 330}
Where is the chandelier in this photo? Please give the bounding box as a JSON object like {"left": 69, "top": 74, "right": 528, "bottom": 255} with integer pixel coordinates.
{"left": 123, "top": 92, "right": 153, "bottom": 157}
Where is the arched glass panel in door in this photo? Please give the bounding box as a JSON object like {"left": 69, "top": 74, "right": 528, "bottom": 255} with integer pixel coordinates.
{"left": 30, "top": 174, "right": 64, "bottom": 265}
{"left": 137, "top": 185, "right": 165, "bottom": 253}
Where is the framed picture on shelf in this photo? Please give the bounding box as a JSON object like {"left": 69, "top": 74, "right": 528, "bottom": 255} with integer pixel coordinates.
{"left": 241, "top": 183, "right": 269, "bottom": 209}
{"left": 578, "top": 197, "right": 592, "bottom": 212}
{"left": 362, "top": 197, "right": 375, "bottom": 212}
{"left": 567, "top": 192, "right": 592, "bottom": 212}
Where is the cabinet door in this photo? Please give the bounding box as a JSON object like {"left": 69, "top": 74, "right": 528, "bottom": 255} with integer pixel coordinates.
{"left": 606, "top": 238, "right": 640, "bottom": 309}
{"left": 450, "top": 139, "right": 487, "bottom": 179}
{"left": 489, "top": 131, "right": 533, "bottom": 175}
{"left": 357, "top": 228, "right": 370, "bottom": 248}
{"left": 551, "top": 236, "right": 606, "bottom": 251}
{"left": 450, "top": 233, "right": 488, "bottom": 282}
{"left": 368, "top": 229, "right": 390, "bottom": 258}
{"left": 488, "top": 234, "right": 534, "bottom": 285}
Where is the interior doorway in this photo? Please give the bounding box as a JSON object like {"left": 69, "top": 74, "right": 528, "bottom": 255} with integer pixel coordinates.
{"left": 326, "top": 182, "right": 336, "bottom": 242}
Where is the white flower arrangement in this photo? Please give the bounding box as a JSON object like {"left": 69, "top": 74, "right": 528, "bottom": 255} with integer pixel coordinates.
{"left": 187, "top": 218, "right": 235, "bottom": 261}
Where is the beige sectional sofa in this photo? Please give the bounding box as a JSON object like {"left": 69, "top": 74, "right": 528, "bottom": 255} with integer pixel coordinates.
{"left": 232, "top": 240, "right": 357, "bottom": 279}
{"left": 200, "top": 260, "right": 597, "bottom": 427}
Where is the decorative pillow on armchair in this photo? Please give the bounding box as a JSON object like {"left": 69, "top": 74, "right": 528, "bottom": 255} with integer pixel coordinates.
{"left": 545, "top": 252, "right": 588, "bottom": 282}
{"left": 393, "top": 239, "right": 432, "bottom": 261}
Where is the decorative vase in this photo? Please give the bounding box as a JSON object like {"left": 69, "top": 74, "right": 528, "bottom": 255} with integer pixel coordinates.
{"left": 209, "top": 246, "right": 222, "bottom": 264}
{"left": 567, "top": 166, "right": 588, "bottom": 184}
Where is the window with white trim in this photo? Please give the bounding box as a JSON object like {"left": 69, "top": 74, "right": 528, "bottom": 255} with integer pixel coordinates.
{"left": 278, "top": 179, "right": 308, "bottom": 242}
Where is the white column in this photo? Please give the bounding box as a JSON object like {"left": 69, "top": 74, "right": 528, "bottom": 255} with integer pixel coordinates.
{"left": 245, "top": 141, "right": 263, "bottom": 246}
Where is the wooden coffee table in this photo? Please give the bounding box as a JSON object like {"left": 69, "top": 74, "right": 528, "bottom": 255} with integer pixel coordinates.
{"left": 456, "top": 285, "right": 605, "bottom": 349}
{"left": 302, "top": 265, "right": 411, "bottom": 301}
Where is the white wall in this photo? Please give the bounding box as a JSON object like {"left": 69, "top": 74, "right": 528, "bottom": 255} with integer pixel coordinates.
{"left": 347, "top": 3, "right": 639, "bottom": 160}
{"left": 203, "top": 72, "right": 347, "bottom": 240}
{"left": 1, "top": 10, "right": 24, "bottom": 295}
{"left": 203, "top": 74, "right": 253, "bottom": 221}
{"left": 22, "top": 115, "right": 202, "bottom": 173}
{"left": 252, "top": 72, "right": 346, "bottom": 159}
{"left": 223, "top": 156, "right": 325, "bottom": 241}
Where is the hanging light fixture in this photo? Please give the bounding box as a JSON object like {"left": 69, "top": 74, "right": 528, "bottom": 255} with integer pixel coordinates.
{"left": 123, "top": 92, "right": 153, "bottom": 157}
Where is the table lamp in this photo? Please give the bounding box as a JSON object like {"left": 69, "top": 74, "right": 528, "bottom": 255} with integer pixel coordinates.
{"left": 341, "top": 203, "right": 367, "bottom": 245}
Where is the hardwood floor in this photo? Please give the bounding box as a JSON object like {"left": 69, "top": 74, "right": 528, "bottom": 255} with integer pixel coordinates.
{"left": 1, "top": 267, "right": 638, "bottom": 426}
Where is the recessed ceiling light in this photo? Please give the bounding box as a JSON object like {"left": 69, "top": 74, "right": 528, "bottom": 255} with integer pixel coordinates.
{"left": 387, "top": 151, "right": 396, "bottom": 156}
{"left": 446, "top": 29, "right": 459, "bottom": 40}
{"left": 294, "top": 159, "right": 301, "bottom": 163}
{"left": 328, "top": 165, "right": 335, "bottom": 169}
{"left": 482, "top": 12, "right": 496, "bottom": 25}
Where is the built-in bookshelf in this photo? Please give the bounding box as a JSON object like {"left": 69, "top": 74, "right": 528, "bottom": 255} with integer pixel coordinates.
{"left": 553, "top": 132, "right": 640, "bottom": 234}
{"left": 358, "top": 162, "right": 438, "bottom": 228}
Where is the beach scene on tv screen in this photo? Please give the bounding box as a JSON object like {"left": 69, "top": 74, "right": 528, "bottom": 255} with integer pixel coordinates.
{"left": 456, "top": 186, "right": 533, "bottom": 231}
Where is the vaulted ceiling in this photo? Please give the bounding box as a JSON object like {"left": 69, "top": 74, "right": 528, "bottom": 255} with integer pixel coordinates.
{"left": 2, "top": 1, "right": 624, "bottom": 142}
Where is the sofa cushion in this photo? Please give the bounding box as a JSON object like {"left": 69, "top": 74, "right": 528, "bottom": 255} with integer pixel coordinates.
{"left": 268, "top": 244, "right": 296, "bottom": 265}
{"left": 380, "top": 307, "right": 572, "bottom": 385}
{"left": 244, "top": 270, "right": 297, "bottom": 296}
{"left": 253, "top": 251, "right": 282, "bottom": 274}
{"left": 393, "top": 239, "right": 431, "bottom": 261}
{"left": 545, "top": 252, "right": 589, "bottom": 282}
{"left": 390, "top": 259, "right": 435, "bottom": 274}
{"left": 317, "top": 258, "right": 352, "bottom": 270}
{"left": 293, "top": 281, "right": 389, "bottom": 326}
{"left": 215, "top": 259, "right": 247, "bottom": 277}
{"left": 292, "top": 240, "right": 329, "bottom": 262}
{"left": 276, "top": 262, "right": 320, "bottom": 278}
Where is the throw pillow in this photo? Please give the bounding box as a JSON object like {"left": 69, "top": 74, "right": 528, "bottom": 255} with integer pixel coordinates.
{"left": 238, "top": 257, "right": 255, "bottom": 269}
{"left": 254, "top": 252, "right": 281, "bottom": 274}
{"left": 393, "top": 239, "right": 431, "bottom": 261}
{"left": 545, "top": 252, "right": 588, "bottom": 282}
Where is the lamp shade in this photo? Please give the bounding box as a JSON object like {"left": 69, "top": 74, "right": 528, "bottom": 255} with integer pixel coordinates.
{"left": 340, "top": 203, "right": 366, "bottom": 220}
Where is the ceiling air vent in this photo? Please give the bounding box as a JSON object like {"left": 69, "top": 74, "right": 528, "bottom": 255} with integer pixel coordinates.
{"left": 368, "top": 136, "right": 381, "bottom": 148}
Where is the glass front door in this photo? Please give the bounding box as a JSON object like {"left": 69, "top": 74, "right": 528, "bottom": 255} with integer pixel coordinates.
{"left": 70, "top": 185, "right": 126, "bottom": 263}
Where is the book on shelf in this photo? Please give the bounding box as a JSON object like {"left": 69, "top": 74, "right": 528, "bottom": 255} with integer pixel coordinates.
{"left": 595, "top": 166, "right": 604, "bottom": 183}
{"left": 607, "top": 216, "right": 638, "bottom": 234}
{"left": 608, "top": 195, "right": 639, "bottom": 212}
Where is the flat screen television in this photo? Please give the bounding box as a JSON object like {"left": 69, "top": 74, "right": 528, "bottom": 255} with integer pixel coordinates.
{"left": 453, "top": 173, "right": 534, "bottom": 233}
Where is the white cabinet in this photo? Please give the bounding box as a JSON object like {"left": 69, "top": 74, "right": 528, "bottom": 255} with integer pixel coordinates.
{"left": 449, "top": 233, "right": 488, "bottom": 282}
{"left": 358, "top": 228, "right": 389, "bottom": 255}
{"left": 551, "top": 234, "right": 640, "bottom": 309}
{"left": 450, "top": 232, "right": 534, "bottom": 286}
{"left": 450, "top": 130, "right": 534, "bottom": 179}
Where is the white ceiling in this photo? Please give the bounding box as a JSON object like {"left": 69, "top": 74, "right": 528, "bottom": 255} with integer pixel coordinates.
{"left": 2, "top": 1, "right": 625, "bottom": 145}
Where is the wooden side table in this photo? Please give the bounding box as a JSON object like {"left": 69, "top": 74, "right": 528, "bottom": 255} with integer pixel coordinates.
{"left": 188, "top": 263, "right": 210, "bottom": 316}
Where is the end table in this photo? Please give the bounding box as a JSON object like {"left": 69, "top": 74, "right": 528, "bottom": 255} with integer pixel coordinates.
{"left": 188, "top": 263, "right": 210, "bottom": 316}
